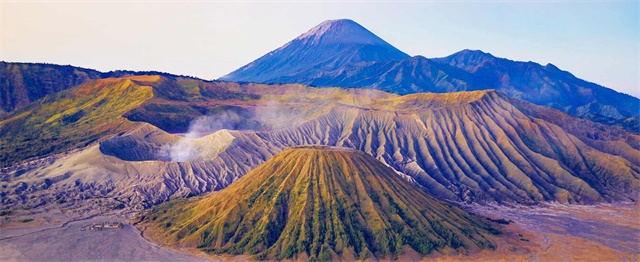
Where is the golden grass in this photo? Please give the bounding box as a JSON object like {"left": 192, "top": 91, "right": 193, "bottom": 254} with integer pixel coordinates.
{"left": 144, "top": 147, "right": 499, "bottom": 260}
{"left": 0, "top": 76, "right": 155, "bottom": 165}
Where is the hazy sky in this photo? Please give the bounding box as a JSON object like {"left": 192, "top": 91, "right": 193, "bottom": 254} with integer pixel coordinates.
{"left": 2, "top": 1, "right": 638, "bottom": 97}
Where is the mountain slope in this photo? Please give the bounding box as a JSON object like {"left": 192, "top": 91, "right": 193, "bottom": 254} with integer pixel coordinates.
{"left": 432, "top": 50, "right": 640, "bottom": 130}
{"left": 0, "top": 61, "right": 199, "bottom": 116}
{"left": 3, "top": 79, "right": 638, "bottom": 215}
{"left": 143, "top": 146, "right": 498, "bottom": 260}
{"left": 0, "top": 75, "right": 156, "bottom": 165}
{"left": 221, "top": 19, "right": 409, "bottom": 83}
{"left": 246, "top": 91, "right": 640, "bottom": 203}
{"left": 303, "top": 55, "right": 483, "bottom": 94}
{"left": 220, "top": 20, "right": 639, "bottom": 131}
{"left": 0, "top": 75, "right": 262, "bottom": 166}
{"left": 0, "top": 62, "right": 103, "bottom": 114}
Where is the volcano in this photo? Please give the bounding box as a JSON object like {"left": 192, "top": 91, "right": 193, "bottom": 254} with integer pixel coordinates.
{"left": 143, "top": 146, "right": 498, "bottom": 260}
{"left": 3, "top": 76, "right": 638, "bottom": 213}
{"left": 221, "top": 19, "right": 409, "bottom": 83}
{"left": 220, "top": 20, "right": 639, "bottom": 131}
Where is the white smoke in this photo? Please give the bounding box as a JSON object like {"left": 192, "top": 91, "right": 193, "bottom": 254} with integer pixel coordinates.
{"left": 255, "top": 102, "right": 305, "bottom": 130}
{"left": 253, "top": 87, "right": 337, "bottom": 130}
{"left": 159, "top": 86, "right": 369, "bottom": 162}
{"left": 160, "top": 111, "right": 243, "bottom": 162}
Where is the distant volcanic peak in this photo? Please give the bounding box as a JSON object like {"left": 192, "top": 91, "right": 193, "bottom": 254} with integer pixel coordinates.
{"left": 146, "top": 146, "right": 498, "bottom": 259}
{"left": 221, "top": 18, "right": 408, "bottom": 82}
{"left": 296, "top": 19, "right": 396, "bottom": 47}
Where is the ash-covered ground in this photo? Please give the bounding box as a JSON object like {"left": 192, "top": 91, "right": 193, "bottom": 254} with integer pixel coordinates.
{"left": 0, "top": 213, "right": 204, "bottom": 261}
{"left": 1, "top": 202, "right": 637, "bottom": 261}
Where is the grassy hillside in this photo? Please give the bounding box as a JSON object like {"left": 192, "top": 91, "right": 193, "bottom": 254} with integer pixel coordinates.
{"left": 144, "top": 147, "right": 498, "bottom": 260}
{"left": 0, "top": 75, "right": 266, "bottom": 166}
{"left": 0, "top": 62, "right": 103, "bottom": 114}
{"left": 0, "top": 61, "right": 201, "bottom": 116}
{"left": 0, "top": 76, "right": 156, "bottom": 166}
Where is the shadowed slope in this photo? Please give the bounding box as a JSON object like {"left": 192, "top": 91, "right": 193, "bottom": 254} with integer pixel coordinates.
{"left": 144, "top": 147, "right": 497, "bottom": 260}
{"left": 0, "top": 75, "right": 156, "bottom": 165}
{"left": 302, "top": 56, "right": 482, "bottom": 95}
{"left": 221, "top": 21, "right": 639, "bottom": 131}
{"left": 0, "top": 62, "right": 103, "bottom": 114}
{"left": 0, "top": 61, "right": 198, "bottom": 116}
{"left": 433, "top": 50, "right": 640, "bottom": 131}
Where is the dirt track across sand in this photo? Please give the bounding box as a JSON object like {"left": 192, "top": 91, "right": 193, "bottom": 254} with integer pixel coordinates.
{"left": 0, "top": 215, "right": 204, "bottom": 261}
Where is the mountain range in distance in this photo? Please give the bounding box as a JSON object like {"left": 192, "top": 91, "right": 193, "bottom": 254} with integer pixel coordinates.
{"left": 222, "top": 19, "right": 639, "bottom": 131}
{"left": 2, "top": 19, "right": 638, "bottom": 131}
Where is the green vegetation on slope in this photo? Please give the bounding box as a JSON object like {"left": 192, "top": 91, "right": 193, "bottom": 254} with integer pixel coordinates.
{"left": 124, "top": 78, "right": 260, "bottom": 133}
{"left": 145, "top": 147, "right": 498, "bottom": 260}
{"left": 0, "top": 61, "right": 203, "bottom": 116}
{"left": 0, "top": 76, "right": 155, "bottom": 166}
{"left": 0, "top": 62, "right": 103, "bottom": 114}
{"left": 0, "top": 75, "right": 263, "bottom": 166}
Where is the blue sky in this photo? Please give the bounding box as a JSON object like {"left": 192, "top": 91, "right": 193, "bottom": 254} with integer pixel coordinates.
{"left": 2, "top": 1, "right": 638, "bottom": 97}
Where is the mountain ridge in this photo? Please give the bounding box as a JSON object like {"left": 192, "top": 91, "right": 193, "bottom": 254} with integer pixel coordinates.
{"left": 220, "top": 20, "right": 640, "bottom": 131}
{"left": 2, "top": 76, "right": 638, "bottom": 216}
{"left": 0, "top": 61, "right": 204, "bottom": 115}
